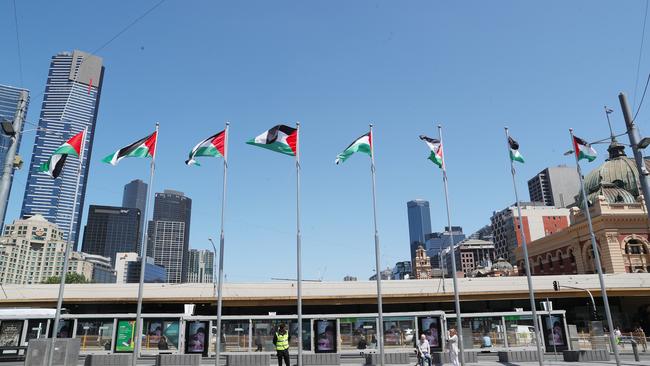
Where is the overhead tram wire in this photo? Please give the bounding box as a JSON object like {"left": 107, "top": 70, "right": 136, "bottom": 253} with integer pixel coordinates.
{"left": 12, "top": 0, "right": 24, "bottom": 86}
{"left": 633, "top": 73, "right": 650, "bottom": 123}
{"left": 634, "top": 0, "right": 650, "bottom": 109}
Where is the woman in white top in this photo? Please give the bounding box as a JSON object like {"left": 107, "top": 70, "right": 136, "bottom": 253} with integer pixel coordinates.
{"left": 446, "top": 328, "right": 459, "bottom": 366}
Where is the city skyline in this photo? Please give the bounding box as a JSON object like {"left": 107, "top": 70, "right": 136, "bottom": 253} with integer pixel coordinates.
{"left": 1, "top": 1, "right": 649, "bottom": 282}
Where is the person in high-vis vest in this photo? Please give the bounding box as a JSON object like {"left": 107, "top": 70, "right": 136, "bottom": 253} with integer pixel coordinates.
{"left": 273, "top": 323, "right": 291, "bottom": 366}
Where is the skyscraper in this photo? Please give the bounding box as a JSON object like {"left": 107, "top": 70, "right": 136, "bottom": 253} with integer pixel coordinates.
{"left": 122, "top": 179, "right": 147, "bottom": 244}
{"left": 407, "top": 199, "right": 432, "bottom": 268}
{"left": 147, "top": 190, "right": 192, "bottom": 283}
{"left": 187, "top": 249, "right": 214, "bottom": 283}
{"left": 0, "top": 84, "right": 30, "bottom": 227}
{"left": 81, "top": 205, "right": 140, "bottom": 265}
{"left": 20, "top": 50, "right": 104, "bottom": 248}
{"left": 527, "top": 166, "right": 580, "bottom": 208}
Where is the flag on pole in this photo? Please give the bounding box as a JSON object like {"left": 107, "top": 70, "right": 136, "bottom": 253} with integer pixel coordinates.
{"left": 573, "top": 135, "right": 597, "bottom": 162}
{"left": 247, "top": 125, "right": 297, "bottom": 156}
{"left": 335, "top": 132, "right": 371, "bottom": 164}
{"left": 39, "top": 130, "right": 85, "bottom": 178}
{"left": 508, "top": 136, "right": 525, "bottom": 163}
{"left": 186, "top": 130, "right": 226, "bottom": 166}
{"left": 419, "top": 135, "right": 444, "bottom": 168}
{"left": 102, "top": 131, "right": 158, "bottom": 166}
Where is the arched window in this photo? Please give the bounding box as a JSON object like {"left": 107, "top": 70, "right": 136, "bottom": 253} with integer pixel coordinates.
{"left": 626, "top": 239, "right": 647, "bottom": 255}
{"left": 547, "top": 254, "right": 554, "bottom": 269}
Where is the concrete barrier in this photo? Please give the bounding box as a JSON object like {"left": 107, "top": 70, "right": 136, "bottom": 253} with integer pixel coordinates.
{"left": 432, "top": 351, "right": 477, "bottom": 364}
{"left": 84, "top": 354, "right": 133, "bottom": 366}
{"left": 303, "top": 353, "right": 341, "bottom": 365}
{"left": 25, "top": 339, "right": 81, "bottom": 366}
{"left": 497, "top": 350, "right": 539, "bottom": 362}
{"left": 155, "top": 354, "right": 201, "bottom": 365}
{"left": 226, "top": 353, "right": 271, "bottom": 366}
{"left": 563, "top": 349, "right": 610, "bottom": 362}
{"left": 365, "top": 352, "right": 411, "bottom": 365}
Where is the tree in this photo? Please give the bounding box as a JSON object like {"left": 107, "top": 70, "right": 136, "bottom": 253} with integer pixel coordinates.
{"left": 42, "top": 272, "right": 89, "bottom": 284}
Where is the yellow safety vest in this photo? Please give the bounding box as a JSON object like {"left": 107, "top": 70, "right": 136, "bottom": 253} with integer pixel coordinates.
{"left": 276, "top": 332, "right": 289, "bottom": 350}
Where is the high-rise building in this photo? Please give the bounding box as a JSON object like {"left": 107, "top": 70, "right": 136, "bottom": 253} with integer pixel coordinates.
{"left": 147, "top": 190, "right": 191, "bottom": 283}
{"left": 369, "top": 267, "right": 393, "bottom": 281}
{"left": 0, "top": 215, "right": 110, "bottom": 284}
{"left": 407, "top": 199, "right": 432, "bottom": 268}
{"left": 426, "top": 226, "right": 466, "bottom": 267}
{"left": 528, "top": 166, "right": 580, "bottom": 208}
{"left": 491, "top": 202, "right": 570, "bottom": 264}
{"left": 81, "top": 205, "right": 140, "bottom": 265}
{"left": 114, "top": 252, "right": 166, "bottom": 284}
{"left": 343, "top": 275, "right": 358, "bottom": 281}
{"left": 20, "top": 50, "right": 104, "bottom": 248}
{"left": 391, "top": 261, "right": 413, "bottom": 280}
{"left": 0, "top": 84, "right": 30, "bottom": 227}
{"left": 187, "top": 249, "right": 214, "bottom": 283}
{"left": 122, "top": 179, "right": 147, "bottom": 244}
{"left": 444, "top": 238, "right": 495, "bottom": 277}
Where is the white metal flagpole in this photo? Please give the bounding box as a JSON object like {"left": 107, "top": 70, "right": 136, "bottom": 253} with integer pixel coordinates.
{"left": 369, "top": 123, "right": 385, "bottom": 366}
{"left": 437, "top": 124, "right": 464, "bottom": 366}
{"left": 504, "top": 127, "right": 544, "bottom": 366}
{"left": 569, "top": 128, "right": 621, "bottom": 366}
{"left": 214, "top": 122, "right": 229, "bottom": 366}
{"left": 296, "top": 122, "right": 303, "bottom": 366}
{"left": 132, "top": 123, "right": 160, "bottom": 366}
{"left": 47, "top": 127, "right": 88, "bottom": 366}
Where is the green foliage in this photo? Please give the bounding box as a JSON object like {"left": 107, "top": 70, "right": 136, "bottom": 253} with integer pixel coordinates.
{"left": 42, "top": 272, "right": 89, "bottom": 284}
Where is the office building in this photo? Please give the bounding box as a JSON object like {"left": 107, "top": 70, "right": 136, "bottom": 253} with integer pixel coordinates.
{"left": 369, "top": 267, "right": 392, "bottom": 281}
{"left": 114, "top": 252, "right": 166, "bottom": 284}
{"left": 343, "top": 275, "right": 357, "bottom": 281}
{"left": 0, "top": 215, "right": 110, "bottom": 284}
{"left": 391, "top": 261, "right": 413, "bottom": 280}
{"left": 20, "top": 50, "right": 104, "bottom": 248}
{"left": 81, "top": 205, "right": 140, "bottom": 265}
{"left": 187, "top": 249, "right": 214, "bottom": 283}
{"left": 0, "top": 84, "right": 30, "bottom": 227}
{"left": 444, "top": 238, "right": 495, "bottom": 277}
{"left": 528, "top": 166, "right": 580, "bottom": 208}
{"left": 122, "top": 179, "right": 147, "bottom": 245}
{"left": 147, "top": 190, "right": 191, "bottom": 283}
{"left": 407, "top": 199, "right": 432, "bottom": 268}
{"left": 426, "top": 226, "right": 466, "bottom": 268}
{"left": 491, "top": 202, "right": 570, "bottom": 264}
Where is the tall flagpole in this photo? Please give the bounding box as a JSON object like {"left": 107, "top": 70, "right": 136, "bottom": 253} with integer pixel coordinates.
{"left": 504, "top": 127, "right": 544, "bottom": 366}
{"left": 215, "top": 122, "right": 230, "bottom": 366}
{"left": 437, "top": 125, "right": 464, "bottom": 366}
{"left": 369, "top": 123, "right": 385, "bottom": 366}
{"left": 296, "top": 122, "right": 303, "bottom": 366}
{"left": 132, "top": 122, "right": 160, "bottom": 366}
{"left": 47, "top": 127, "right": 87, "bottom": 366}
{"left": 569, "top": 128, "right": 621, "bottom": 366}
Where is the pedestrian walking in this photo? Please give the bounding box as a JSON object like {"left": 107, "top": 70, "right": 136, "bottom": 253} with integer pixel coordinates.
{"left": 273, "top": 323, "right": 291, "bottom": 366}
{"left": 634, "top": 326, "right": 647, "bottom": 352}
{"left": 446, "top": 328, "right": 459, "bottom": 366}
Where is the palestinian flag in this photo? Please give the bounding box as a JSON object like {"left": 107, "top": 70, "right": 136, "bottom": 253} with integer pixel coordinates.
{"left": 186, "top": 130, "right": 226, "bottom": 166}
{"left": 335, "top": 132, "right": 371, "bottom": 164}
{"left": 419, "top": 135, "right": 444, "bottom": 168}
{"left": 573, "top": 135, "right": 597, "bottom": 162}
{"left": 247, "top": 125, "right": 297, "bottom": 156}
{"left": 102, "top": 131, "right": 157, "bottom": 165}
{"left": 39, "top": 130, "right": 84, "bottom": 178}
{"left": 508, "top": 136, "right": 524, "bottom": 163}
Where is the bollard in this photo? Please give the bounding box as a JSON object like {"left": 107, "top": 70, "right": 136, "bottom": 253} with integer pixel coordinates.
{"left": 632, "top": 339, "right": 640, "bottom": 362}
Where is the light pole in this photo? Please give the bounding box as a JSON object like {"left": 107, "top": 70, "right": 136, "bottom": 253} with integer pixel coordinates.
{"left": 209, "top": 237, "right": 224, "bottom": 366}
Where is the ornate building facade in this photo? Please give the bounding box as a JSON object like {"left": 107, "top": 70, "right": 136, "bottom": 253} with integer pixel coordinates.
{"left": 413, "top": 245, "right": 433, "bottom": 279}
{"left": 515, "top": 141, "right": 650, "bottom": 275}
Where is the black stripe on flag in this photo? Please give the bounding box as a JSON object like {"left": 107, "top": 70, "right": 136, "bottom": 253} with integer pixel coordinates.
{"left": 419, "top": 135, "right": 440, "bottom": 144}
{"left": 508, "top": 136, "right": 519, "bottom": 150}
{"left": 115, "top": 133, "right": 152, "bottom": 159}
{"left": 51, "top": 154, "right": 68, "bottom": 179}
{"left": 265, "top": 125, "right": 296, "bottom": 144}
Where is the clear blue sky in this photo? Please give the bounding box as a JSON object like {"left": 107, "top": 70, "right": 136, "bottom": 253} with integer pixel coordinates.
{"left": 0, "top": 1, "right": 649, "bottom": 282}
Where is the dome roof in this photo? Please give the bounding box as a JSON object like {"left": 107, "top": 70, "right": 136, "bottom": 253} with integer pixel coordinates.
{"left": 579, "top": 141, "right": 649, "bottom": 206}
{"left": 491, "top": 257, "right": 513, "bottom": 272}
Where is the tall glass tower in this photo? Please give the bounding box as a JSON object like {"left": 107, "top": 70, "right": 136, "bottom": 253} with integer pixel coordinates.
{"left": 21, "top": 50, "right": 104, "bottom": 248}
{"left": 407, "top": 199, "right": 432, "bottom": 267}
{"left": 0, "top": 84, "right": 30, "bottom": 227}
{"left": 122, "top": 179, "right": 148, "bottom": 246}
